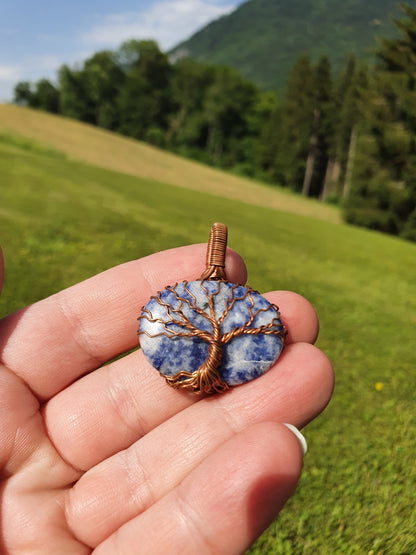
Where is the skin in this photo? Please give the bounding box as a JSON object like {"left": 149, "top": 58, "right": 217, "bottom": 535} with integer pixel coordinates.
{"left": 0, "top": 244, "right": 334, "bottom": 554}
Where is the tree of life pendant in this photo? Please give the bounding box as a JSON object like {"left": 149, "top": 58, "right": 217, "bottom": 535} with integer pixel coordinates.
{"left": 138, "top": 223, "right": 286, "bottom": 394}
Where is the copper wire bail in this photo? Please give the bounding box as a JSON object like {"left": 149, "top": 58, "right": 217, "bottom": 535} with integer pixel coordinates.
{"left": 200, "top": 223, "right": 228, "bottom": 281}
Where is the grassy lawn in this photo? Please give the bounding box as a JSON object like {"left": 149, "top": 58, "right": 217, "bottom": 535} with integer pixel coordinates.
{"left": 0, "top": 117, "right": 415, "bottom": 554}
{"left": 0, "top": 104, "right": 340, "bottom": 224}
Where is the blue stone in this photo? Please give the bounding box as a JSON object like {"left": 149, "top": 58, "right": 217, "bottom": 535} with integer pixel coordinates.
{"left": 139, "top": 280, "right": 285, "bottom": 387}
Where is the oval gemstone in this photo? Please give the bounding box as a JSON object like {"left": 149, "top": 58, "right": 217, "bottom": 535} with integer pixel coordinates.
{"left": 139, "top": 280, "right": 285, "bottom": 386}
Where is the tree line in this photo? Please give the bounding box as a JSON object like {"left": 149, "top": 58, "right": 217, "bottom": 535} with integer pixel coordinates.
{"left": 13, "top": 3, "right": 416, "bottom": 241}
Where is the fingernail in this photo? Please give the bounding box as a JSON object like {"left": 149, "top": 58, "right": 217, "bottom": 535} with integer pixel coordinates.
{"left": 283, "top": 423, "right": 308, "bottom": 456}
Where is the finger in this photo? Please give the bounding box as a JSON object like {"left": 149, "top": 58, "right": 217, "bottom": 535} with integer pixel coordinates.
{"left": 64, "top": 343, "right": 333, "bottom": 546}
{"left": 91, "top": 423, "right": 303, "bottom": 555}
{"left": 263, "top": 290, "right": 319, "bottom": 344}
{"left": 0, "top": 245, "right": 246, "bottom": 400}
{"left": 44, "top": 291, "right": 322, "bottom": 470}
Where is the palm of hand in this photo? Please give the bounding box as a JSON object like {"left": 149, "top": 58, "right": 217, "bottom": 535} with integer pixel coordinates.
{"left": 0, "top": 246, "right": 333, "bottom": 554}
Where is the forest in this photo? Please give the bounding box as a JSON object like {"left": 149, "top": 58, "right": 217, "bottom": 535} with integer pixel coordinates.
{"left": 13, "top": 3, "right": 416, "bottom": 242}
{"left": 170, "top": 0, "right": 405, "bottom": 90}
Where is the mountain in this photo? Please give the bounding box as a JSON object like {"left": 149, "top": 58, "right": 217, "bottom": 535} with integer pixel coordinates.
{"left": 170, "top": 0, "right": 412, "bottom": 91}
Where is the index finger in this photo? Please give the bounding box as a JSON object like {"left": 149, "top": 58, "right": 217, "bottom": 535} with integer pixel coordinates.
{"left": 0, "top": 244, "right": 247, "bottom": 400}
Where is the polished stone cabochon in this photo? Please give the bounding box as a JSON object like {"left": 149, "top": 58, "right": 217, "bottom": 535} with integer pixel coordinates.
{"left": 139, "top": 280, "right": 284, "bottom": 386}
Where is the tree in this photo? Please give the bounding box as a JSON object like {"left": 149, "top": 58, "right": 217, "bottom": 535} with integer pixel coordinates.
{"left": 13, "top": 81, "right": 35, "bottom": 107}
{"left": 344, "top": 3, "right": 416, "bottom": 239}
{"left": 244, "top": 90, "right": 280, "bottom": 178}
{"left": 138, "top": 280, "right": 286, "bottom": 394}
{"left": 33, "top": 79, "right": 60, "bottom": 113}
{"left": 167, "top": 58, "right": 213, "bottom": 151}
{"left": 268, "top": 55, "right": 315, "bottom": 190}
{"left": 255, "top": 93, "right": 282, "bottom": 181}
{"left": 321, "top": 56, "right": 370, "bottom": 201}
{"left": 82, "top": 51, "right": 124, "bottom": 129}
{"left": 202, "top": 66, "right": 259, "bottom": 167}
{"left": 117, "top": 40, "right": 172, "bottom": 140}
{"left": 14, "top": 79, "right": 60, "bottom": 113}
{"left": 58, "top": 65, "right": 95, "bottom": 123}
{"left": 302, "top": 55, "right": 334, "bottom": 197}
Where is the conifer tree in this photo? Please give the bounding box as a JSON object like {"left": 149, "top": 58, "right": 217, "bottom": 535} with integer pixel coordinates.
{"left": 269, "top": 55, "right": 315, "bottom": 190}
{"left": 345, "top": 3, "right": 416, "bottom": 239}
{"left": 13, "top": 80, "right": 59, "bottom": 113}
{"left": 323, "top": 56, "right": 370, "bottom": 201}
{"left": 302, "top": 55, "right": 334, "bottom": 197}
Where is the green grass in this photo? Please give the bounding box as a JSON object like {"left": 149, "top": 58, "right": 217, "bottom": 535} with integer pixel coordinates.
{"left": 1, "top": 127, "right": 415, "bottom": 554}
{"left": 0, "top": 104, "right": 341, "bottom": 225}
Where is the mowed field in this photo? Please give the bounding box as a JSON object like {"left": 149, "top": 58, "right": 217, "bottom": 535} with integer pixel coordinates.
{"left": 1, "top": 105, "right": 415, "bottom": 554}
{"left": 0, "top": 105, "right": 340, "bottom": 224}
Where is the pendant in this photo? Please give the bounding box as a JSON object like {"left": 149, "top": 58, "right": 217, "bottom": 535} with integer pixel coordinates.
{"left": 138, "top": 223, "right": 286, "bottom": 394}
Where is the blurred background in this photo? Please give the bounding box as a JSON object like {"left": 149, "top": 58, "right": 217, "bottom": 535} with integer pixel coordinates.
{"left": 1, "top": 0, "right": 415, "bottom": 553}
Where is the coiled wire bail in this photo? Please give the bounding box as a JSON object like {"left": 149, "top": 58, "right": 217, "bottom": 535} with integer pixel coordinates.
{"left": 200, "top": 222, "right": 228, "bottom": 281}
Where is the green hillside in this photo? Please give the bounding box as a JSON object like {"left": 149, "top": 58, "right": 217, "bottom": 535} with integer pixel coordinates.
{"left": 171, "top": 0, "right": 411, "bottom": 90}
{"left": 1, "top": 111, "right": 415, "bottom": 553}
{"left": 0, "top": 104, "right": 340, "bottom": 224}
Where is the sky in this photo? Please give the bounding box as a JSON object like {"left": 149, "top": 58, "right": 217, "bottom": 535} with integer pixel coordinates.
{"left": 0, "top": 0, "right": 244, "bottom": 102}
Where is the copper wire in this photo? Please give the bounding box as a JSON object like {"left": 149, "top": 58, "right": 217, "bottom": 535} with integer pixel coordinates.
{"left": 200, "top": 222, "right": 228, "bottom": 281}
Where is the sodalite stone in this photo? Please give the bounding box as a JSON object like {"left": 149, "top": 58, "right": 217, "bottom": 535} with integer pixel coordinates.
{"left": 139, "top": 280, "right": 285, "bottom": 387}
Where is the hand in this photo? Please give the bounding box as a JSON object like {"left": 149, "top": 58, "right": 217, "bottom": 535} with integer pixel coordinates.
{"left": 0, "top": 244, "right": 333, "bottom": 554}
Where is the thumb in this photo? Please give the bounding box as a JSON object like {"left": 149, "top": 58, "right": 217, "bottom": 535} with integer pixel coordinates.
{"left": 93, "top": 422, "right": 304, "bottom": 555}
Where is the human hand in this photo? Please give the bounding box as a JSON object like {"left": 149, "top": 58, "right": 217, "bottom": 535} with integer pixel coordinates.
{"left": 0, "top": 244, "right": 333, "bottom": 554}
